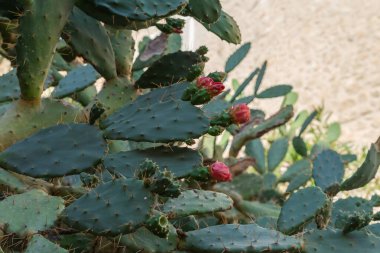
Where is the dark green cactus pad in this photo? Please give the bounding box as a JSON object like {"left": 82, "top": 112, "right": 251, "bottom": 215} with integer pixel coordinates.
{"left": 0, "top": 69, "right": 20, "bottom": 103}
{"left": 181, "top": 224, "right": 302, "bottom": 253}
{"left": 255, "top": 216, "right": 278, "bottom": 230}
{"left": 58, "top": 233, "right": 96, "bottom": 253}
{"left": 237, "top": 200, "right": 281, "bottom": 219}
{"left": 104, "top": 146, "right": 202, "bottom": 178}
{"left": 334, "top": 210, "right": 372, "bottom": 234}
{"left": 162, "top": 190, "right": 233, "bottom": 218}
{"left": 278, "top": 186, "right": 329, "bottom": 235}
{"left": 366, "top": 223, "right": 380, "bottom": 237}
{"left": 267, "top": 137, "right": 288, "bottom": 171}
{"left": 340, "top": 142, "right": 380, "bottom": 191}
{"left": 135, "top": 51, "right": 205, "bottom": 88}
{"left": 292, "top": 136, "right": 308, "bottom": 157}
{"left": 16, "top": 0, "right": 76, "bottom": 100}
{"left": 303, "top": 228, "right": 380, "bottom": 253}
{"left": 286, "top": 167, "right": 312, "bottom": 193}
{"left": 225, "top": 42, "right": 251, "bottom": 73}
{"left": 213, "top": 173, "right": 263, "bottom": 200}
{"left": 200, "top": 11, "right": 241, "bottom": 44}
{"left": 0, "top": 124, "right": 106, "bottom": 178}
{"left": 245, "top": 139, "right": 266, "bottom": 174}
{"left": 64, "top": 7, "right": 117, "bottom": 80}
{"left": 0, "top": 190, "right": 64, "bottom": 236}
{"left": 331, "top": 197, "right": 373, "bottom": 228}
{"left": 120, "top": 224, "right": 177, "bottom": 253}
{"left": 52, "top": 65, "right": 100, "bottom": 99}
{"left": 279, "top": 159, "right": 311, "bottom": 183}
{"left": 186, "top": 0, "right": 222, "bottom": 24}
{"left": 312, "top": 149, "right": 344, "bottom": 194}
{"left": 0, "top": 99, "right": 85, "bottom": 151}
{"left": 102, "top": 98, "right": 210, "bottom": 143}
{"left": 25, "top": 235, "right": 68, "bottom": 253}
{"left": 201, "top": 98, "right": 230, "bottom": 118}
{"left": 0, "top": 168, "right": 29, "bottom": 193}
{"left": 64, "top": 178, "right": 155, "bottom": 235}
{"left": 263, "top": 173, "right": 277, "bottom": 190}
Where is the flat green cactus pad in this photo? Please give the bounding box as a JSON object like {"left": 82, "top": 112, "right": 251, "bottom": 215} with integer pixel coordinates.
{"left": 57, "top": 233, "right": 96, "bottom": 253}
{"left": 278, "top": 187, "right": 329, "bottom": 235}
{"left": 303, "top": 228, "right": 380, "bottom": 253}
{"left": 187, "top": 0, "right": 222, "bottom": 24}
{"left": 104, "top": 146, "right": 202, "bottom": 178}
{"left": 312, "top": 149, "right": 344, "bottom": 193}
{"left": 279, "top": 159, "right": 311, "bottom": 183}
{"left": 286, "top": 167, "right": 312, "bottom": 193}
{"left": 182, "top": 224, "right": 302, "bottom": 253}
{"left": 200, "top": 11, "right": 241, "bottom": 44}
{"left": 52, "top": 65, "right": 100, "bottom": 99}
{"left": 267, "top": 137, "right": 289, "bottom": 171}
{"left": 340, "top": 142, "right": 380, "bottom": 191}
{"left": 0, "top": 167, "right": 29, "bottom": 193}
{"left": 255, "top": 216, "right": 278, "bottom": 230}
{"left": 366, "top": 223, "right": 380, "bottom": 237}
{"left": 0, "top": 69, "right": 20, "bottom": 103}
{"left": 245, "top": 139, "right": 266, "bottom": 174}
{"left": 135, "top": 51, "right": 205, "bottom": 89}
{"left": 120, "top": 224, "right": 177, "bottom": 253}
{"left": 331, "top": 197, "right": 373, "bottom": 228}
{"left": 0, "top": 190, "right": 64, "bottom": 236}
{"left": 163, "top": 190, "right": 233, "bottom": 218}
{"left": 102, "top": 98, "right": 210, "bottom": 143}
{"left": 0, "top": 124, "right": 106, "bottom": 178}
{"left": 237, "top": 200, "right": 281, "bottom": 219}
{"left": 64, "top": 178, "right": 155, "bottom": 235}
{"left": 25, "top": 235, "right": 68, "bottom": 253}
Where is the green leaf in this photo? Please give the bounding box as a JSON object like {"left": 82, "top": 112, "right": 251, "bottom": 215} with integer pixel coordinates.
{"left": 225, "top": 42, "right": 251, "bottom": 73}
{"left": 267, "top": 137, "right": 289, "bottom": 171}
{"left": 254, "top": 61, "right": 267, "bottom": 95}
{"left": 256, "top": 85, "right": 293, "bottom": 99}
{"left": 230, "top": 68, "right": 259, "bottom": 103}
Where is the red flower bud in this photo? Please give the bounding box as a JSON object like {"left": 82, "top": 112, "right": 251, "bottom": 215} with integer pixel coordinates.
{"left": 209, "top": 162, "right": 232, "bottom": 182}
{"left": 196, "top": 77, "right": 214, "bottom": 89}
{"left": 173, "top": 28, "right": 183, "bottom": 34}
{"left": 196, "top": 77, "right": 225, "bottom": 97}
{"left": 229, "top": 104, "right": 251, "bottom": 124}
{"left": 207, "top": 82, "right": 225, "bottom": 96}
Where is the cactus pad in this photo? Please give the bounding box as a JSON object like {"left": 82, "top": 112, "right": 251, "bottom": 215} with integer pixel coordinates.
{"left": 286, "top": 167, "right": 312, "bottom": 193}
{"left": 313, "top": 149, "right": 344, "bottom": 194}
{"left": 135, "top": 51, "right": 205, "bottom": 88}
{"left": 279, "top": 159, "right": 311, "bottom": 183}
{"left": 245, "top": 139, "right": 266, "bottom": 174}
{"left": 0, "top": 69, "right": 20, "bottom": 103}
{"left": 63, "top": 178, "right": 155, "bottom": 235}
{"left": 278, "top": 186, "right": 329, "bottom": 235}
{"left": 303, "top": 228, "right": 380, "bottom": 253}
{"left": 237, "top": 200, "right": 281, "bottom": 219}
{"left": 187, "top": 0, "right": 222, "bottom": 24}
{"left": 0, "top": 124, "right": 106, "bottom": 178}
{"left": 162, "top": 190, "right": 233, "bottom": 218}
{"left": 52, "top": 65, "right": 100, "bottom": 99}
{"left": 102, "top": 99, "right": 210, "bottom": 142}
{"left": 331, "top": 197, "right": 373, "bottom": 228}
{"left": 104, "top": 146, "right": 202, "bottom": 178}
{"left": 0, "top": 168, "right": 29, "bottom": 193}
{"left": 25, "top": 235, "right": 68, "bottom": 253}
{"left": 182, "top": 224, "right": 302, "bottom": 253}
{"left": 267, "top": 137, "right": 288, "bottom": 171}
{"left": 0, "top": 190, "right": 64, "bottom": 236}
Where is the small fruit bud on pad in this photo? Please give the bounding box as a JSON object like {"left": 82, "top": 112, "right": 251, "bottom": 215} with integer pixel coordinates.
{"left": 209, "top": 162, "right": 232, "bottom": 182}
{"left": 196, "top": 77, "right": 225, "bottom": 97}
{"left": 229, "top": 104, "right": 251, "bottom": 124}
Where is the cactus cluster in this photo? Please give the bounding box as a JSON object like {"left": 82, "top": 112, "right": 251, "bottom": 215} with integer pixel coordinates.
{"left": 0, "top": 0, "right": 379, "bottom": 252}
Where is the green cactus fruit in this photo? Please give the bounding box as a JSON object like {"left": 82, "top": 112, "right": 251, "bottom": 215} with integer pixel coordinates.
{"left": 150, "top": 171, "right": 181, "bottom": 198}
{"left": 107, "top": 27, "right": 135, "bottom": 77}
{"left": 236, "top": 200, "right": 281, "bottom": 219}
{"left": 52, "top": 65, "right": 100, "bottom": 99}
{"left": 286, "top": 166, "right": 312, "bottom": 193}
{"left": 303, "top": 228, "right": 380, "bottom": 253}
{"left": 104, "top": 146, "right": 202, "bottom": 178}
{"left": 25, "top": 235, "right": 68, "bottom": 253}
{"left": 63, "top": 178, "right": 155, "bottom": 236}
{"left": 120, "top": 223, "right": 177, "bottom": 253}
{"left": 77, "top": 0, "right": 187, "bottom": 28}
{"left": 0, "top": 99, "right": 85, "bottom": 151}
{"left": 278, "top": 186, "right": 329, "bottom": 235}
{"left": 340, "top": 140, "right": 380, "bottom": 191}
{"left": 163, "top": 190, "right": 233, "bottom": 218}
{"left": 186, "top": 0, "right": 222, "bottom": 24}
{"left": 207, "top": 71, "right": 227, "bottom": 82}
{"left": 312, "top": 149, "right": 344, "bottom": 195}
{"left": 0, "top": 69, "right": 20, "bottom": 103}
{"left": 145, "top": 215, "right": 170, "bottom": 238}
{"left": 64, "top": 7, "right": 117, "bottom": 80}
{"left": 73, "top": 85, "right": 98, "bottom": 106}
{"left": 245, "top": 139, "right": 266, "bottom": 174}
{"left": 0, "top": 168, "right": 29, "bottom": 193}
{"left": 102, "top": 98, "right": 210, "bottom": 143}
{"left": 136, "top": 159, "right": 160, "bottom": 179}
{"left": 0, "top": 190, "right": 64, "bottom": 236}
{"left": 279, "top": 159, "right": 312, "bottom": 183}
{"left": 135, "top": 51, "right": 205, "bottom": 89}
{"left": 16, "top": 0, "right": 76, "bottom": 101}
{"left": 181, "top": 224, "right": 302, "bottom": 253}
{"left": 268, "top": 137, "right": 289, "bottom": 171}
{"left": 292, "top": 136, "right": 308, "bottom": 157}
{"left": 0, "top": 124, "right": 106, "bottom": 178}
{"left": 200, "top": 11, "right": 241, "bottom": 44}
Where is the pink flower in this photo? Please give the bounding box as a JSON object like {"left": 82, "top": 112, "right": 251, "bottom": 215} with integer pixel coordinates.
{"left": 209, "top": 162, "right": 232, "bottom": 182}
{"left": 196, "top": 77, "right": 225, "bottom": 97}
{"left": 229, "top": 104, "right": 251, "bottom": 124}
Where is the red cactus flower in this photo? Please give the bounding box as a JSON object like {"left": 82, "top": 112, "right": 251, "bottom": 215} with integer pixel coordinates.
{"left": 196, "top": 77, "right": 225, "bottom": 97}
{"left": 229, "top": 104, "right": 251, "bottom": 124}
{"left": 209, "top": 162, "right": 232, "bottom": 182}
